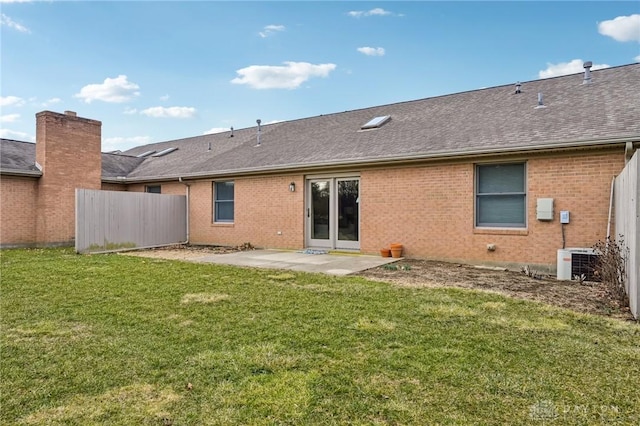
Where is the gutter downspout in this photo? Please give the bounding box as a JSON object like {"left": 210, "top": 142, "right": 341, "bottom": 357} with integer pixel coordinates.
{"left": 606, "top": 176, "right": 614, "bottom": 247}
{"left": 625, "top": 141, "right": 634, "bottom": 164}
{"left": 179, "top": 177, "right": 190, "bottom": 244}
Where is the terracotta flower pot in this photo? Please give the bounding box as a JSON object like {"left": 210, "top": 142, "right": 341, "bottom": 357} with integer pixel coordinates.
{"left": 390, "top": 247, "right": 403, "bottom": 258}
{"left": 390, "top": 243, "right": 403, "bottom": 249}
{"left": 380, "top": 248, "right": 391, "bottom": 257}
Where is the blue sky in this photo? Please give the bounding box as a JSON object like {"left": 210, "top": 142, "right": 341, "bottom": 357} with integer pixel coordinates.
{"left": 1, "top": 1, "right": 639, "bottom": 152}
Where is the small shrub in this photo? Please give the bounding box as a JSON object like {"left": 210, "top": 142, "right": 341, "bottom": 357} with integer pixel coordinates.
{"left": 521, "top": 265, "right": 543, "bottom": 280}
{"left": 593, "top": 236, "right": 629, "bottom": 306}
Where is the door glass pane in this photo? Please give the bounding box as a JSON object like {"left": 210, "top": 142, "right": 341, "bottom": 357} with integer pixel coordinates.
{"left": 311, "top": 181, "right": 330, "bottom": 240}
{"left": 338, "top": 180, "right": 359, "bottom": 241}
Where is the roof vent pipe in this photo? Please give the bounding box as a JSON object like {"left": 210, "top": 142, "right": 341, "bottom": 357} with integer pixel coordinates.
{"left": 256, "top": 119, "right": 262, "bottom": 146}
{"left": 534, "top": 92, "right": 547, "bottom": 109}
{"left": 515, "top": 82, "right": 521, "bottom": 94}
{"left": 208, "top": 142, "right": 211, "bottom": 151}
{"left": 230, "top": 126, "right": 234, "bottom": 137}
{"left": 583, "top": 61, "right": 592, "bottom": 84}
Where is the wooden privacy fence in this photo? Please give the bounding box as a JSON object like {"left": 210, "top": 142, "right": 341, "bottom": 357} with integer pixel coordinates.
{"left": 76, "top": 189, "right": 187, "bottom": 254}
{"left": 614, "top": 150, "right": 639, "bottom": 319}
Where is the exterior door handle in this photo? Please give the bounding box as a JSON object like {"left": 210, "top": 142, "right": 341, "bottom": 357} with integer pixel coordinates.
{"left": 307, "top": 208, "right": 310, "bottom": 218}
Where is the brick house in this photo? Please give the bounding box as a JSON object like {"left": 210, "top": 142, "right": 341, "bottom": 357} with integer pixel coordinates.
{"left": 1, "top": 63, "right": 639, "bottom": 271}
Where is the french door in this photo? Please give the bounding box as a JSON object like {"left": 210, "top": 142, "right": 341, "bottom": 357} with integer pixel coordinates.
{"left": 306, "top": 177, "right": 360, "bottom": 250}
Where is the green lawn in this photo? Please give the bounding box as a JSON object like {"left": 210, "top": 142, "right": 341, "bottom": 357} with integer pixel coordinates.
{"left": 1, "top": 249, "right": 638, "bottom": 425}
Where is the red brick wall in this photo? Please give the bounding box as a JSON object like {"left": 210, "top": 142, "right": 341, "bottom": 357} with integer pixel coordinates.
{"left": 189, "top": 175, "right": 304, "bottom": 249}
{"left": 0, "top": 176, "right": 38, "bottom": 246}
{"left": 35, "top": 111, "right": 102, "bottom": 245}
{"left": 101, "top": 183, "right": 127, "bottom": 191}
{"left": 185, "top": 150, "right": 624, "bottom": 270}
{"left": 361, "top": 150, "right": 625, "bottom": 269}
{"left": 127, "top": 182, "right": 186, "bottom": 195}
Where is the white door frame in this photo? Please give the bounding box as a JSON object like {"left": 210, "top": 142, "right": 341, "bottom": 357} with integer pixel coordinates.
{"left": 305, "top": 175, "right": 360, "bottom": 250}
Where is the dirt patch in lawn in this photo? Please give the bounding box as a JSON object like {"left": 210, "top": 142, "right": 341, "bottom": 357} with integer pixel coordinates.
{"left": 358, "top": 259, "right": 634, "bottom": 321}
{"left": 122, "top": 245, "right": 634, "bottom": 321}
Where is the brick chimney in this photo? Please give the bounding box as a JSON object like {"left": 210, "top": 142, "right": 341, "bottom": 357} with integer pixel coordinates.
{"left": 35, "top": 110, "right": 102, "bottom": 245}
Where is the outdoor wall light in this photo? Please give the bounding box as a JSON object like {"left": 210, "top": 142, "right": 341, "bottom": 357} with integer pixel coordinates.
{"left": 289, "top": 182, "right": 296, "bottom": 192}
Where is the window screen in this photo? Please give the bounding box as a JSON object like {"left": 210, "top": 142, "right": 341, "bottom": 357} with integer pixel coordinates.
{"left": 476, "top": 163, "right": 526, "bottom": 227}
{"left": 214, "top": 181, "right": 234, "bottom": 222}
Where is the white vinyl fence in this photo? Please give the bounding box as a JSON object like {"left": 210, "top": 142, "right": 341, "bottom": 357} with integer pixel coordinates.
{"left": 76, "top": 189, "right": 187, "bottom": 254}
{"left": 614, "top": 150, "right": 639, "bottom": 319}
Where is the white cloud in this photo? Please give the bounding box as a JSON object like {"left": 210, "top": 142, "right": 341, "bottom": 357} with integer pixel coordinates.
{"left": 259, "top": 24, "right": 285, "bottom": 38}
{"left": 74, "top": 75, "right": 140, "bottom": 103}
{"left": 598, "top": 14, "right": 640, "bottom": 42}
{"left": 538, "top": 59, "right": 610, "bottom": 79}
{"left": 123, "top": 107, "right": 138, "bottom": 115}
{"left": 0, "top": 0, "right": 34, "bottom": 3}
{"left": 0, "top": 13, "right": 30, "bottom": 33}
{"left": 0, "top": 95, "right": 25, "bottom": 107}
{"left": 41, "top": 97, "right": 61, "bottom": 107}
{"left": 357, "top": 46, "right": 385, "bottom": 56}
{"left": 231, "top": 61, "right": 337, "bottom": 89}
{"left": 635, "top": 55, "right": 640, "bottom": 62}
{"left": 0, "top": 128, "right": 33, "bottom": 141}
{"left": 140, "top": 106, "right": 196, "bottom": 118}
{"left": 159, "top": 94, "right": 170, "bottom": 101}
{"left": 348, "top": 8, "right": 393, "bottom": 18}
{"left": 0, "top": 113, "right": 20, "bottom": 123}
{"left": 203, "top": 127, "right": 229, "bottom": 135}
{"left": 102, "top": 136, "right": 152, "bottom": 152}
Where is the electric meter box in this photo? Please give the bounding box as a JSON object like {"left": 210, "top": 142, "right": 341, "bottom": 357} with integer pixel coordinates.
{"left": 536, "top": 198, "right": 554, "bottom": 221}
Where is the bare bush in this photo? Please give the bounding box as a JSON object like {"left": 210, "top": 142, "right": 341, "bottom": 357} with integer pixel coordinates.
{"left": 593, "top": 236, "right": 629, "bottom": 306}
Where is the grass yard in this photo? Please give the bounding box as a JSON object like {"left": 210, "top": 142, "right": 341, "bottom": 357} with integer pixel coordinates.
{"left": 1, "top": 249, "right": 639, "bottom": 425}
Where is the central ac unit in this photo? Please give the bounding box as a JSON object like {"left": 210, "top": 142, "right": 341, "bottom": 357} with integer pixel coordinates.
{"left": 557, "top": 248, "right": 600, "bottom": 281}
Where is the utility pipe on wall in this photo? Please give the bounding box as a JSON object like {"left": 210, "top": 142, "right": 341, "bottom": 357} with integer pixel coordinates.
{"left": 179, "top": 177, "right": 190, "bottom": 244}
{"left": 606, "top": 176, "right": 614, "bottom": 244}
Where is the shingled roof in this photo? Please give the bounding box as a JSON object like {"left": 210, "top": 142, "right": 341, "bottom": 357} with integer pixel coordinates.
{"left": 0, "top": 139, "right": 41, "bottom": 176}
{"left": 0, "top": 140, "right": 143, "bottom": 178}
{"left": 118, "top": 63, "right": 640, "bottom": 181}
{"left": 3, "top": 63, "right": 639, "bottom": 182}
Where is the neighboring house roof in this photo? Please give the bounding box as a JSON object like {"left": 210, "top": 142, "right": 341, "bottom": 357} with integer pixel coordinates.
{"left": 0, "top": 139, "right": 41, "bottom": 177}
{"left": 0, "top": 139, "right": 143, "bottom": 178}
{"left": 101, "top": 153, "right": 145, "bottom": 178}
{"left": 2, "top": 63, "right": 639, "bottom": 182}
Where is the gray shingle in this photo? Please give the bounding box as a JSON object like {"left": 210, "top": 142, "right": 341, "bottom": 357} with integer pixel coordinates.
{"left": 0, "top": 139, "right": 40, "bottom": 175}
{"left": 121, "top": 63, "right": 640, "bottom": 180}
{"left": 3, "top": 64, "right": 639, "bottom": 181}
{"left": 101, "top": 153, "right": 144, "bottom": 178}
{"left": 0, "top": 139, "right": 143, "bottom": 178}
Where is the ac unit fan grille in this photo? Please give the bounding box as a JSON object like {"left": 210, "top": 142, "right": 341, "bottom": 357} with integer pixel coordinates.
{"left": 571, "top": 253, "right": 600, "bottom": 281}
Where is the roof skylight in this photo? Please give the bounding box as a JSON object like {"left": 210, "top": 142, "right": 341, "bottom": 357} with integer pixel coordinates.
{"left": 361, "top": 115, "right": 391, "bottom": 130}
{"left": 151, "top": 147, "right": 178, "bottom": 157}
{"left": 136, "top": 150, "right": 155, "bottom": 158}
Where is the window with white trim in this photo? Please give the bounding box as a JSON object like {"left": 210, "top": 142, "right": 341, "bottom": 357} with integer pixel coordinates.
{"left": 475, "top": 163, "right": 526, "bottom": 228}
{"left": 213, "top": 181, "right": 234, "bottom": 223}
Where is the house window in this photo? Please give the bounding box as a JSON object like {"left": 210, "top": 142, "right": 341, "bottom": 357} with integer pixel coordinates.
{"left": 476, "top": 163, "right": 526, "bottom": 228}
{"left": 214, "top": 181, "right": 234, "bottom": 223}
{"left": 145, "top": 185, "right": 161, "bottom": 194}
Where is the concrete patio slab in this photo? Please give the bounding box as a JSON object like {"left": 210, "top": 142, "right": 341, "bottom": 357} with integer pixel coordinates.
{"left": 194, "top": 249, "right": 401, "bottom": 275}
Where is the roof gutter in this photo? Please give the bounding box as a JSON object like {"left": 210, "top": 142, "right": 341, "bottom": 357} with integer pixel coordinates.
{"left": 101, "top": 135, "right": 639, "bottom": 183}
{"left": 0, "top": 168, "right": 43, "bottom": 178}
